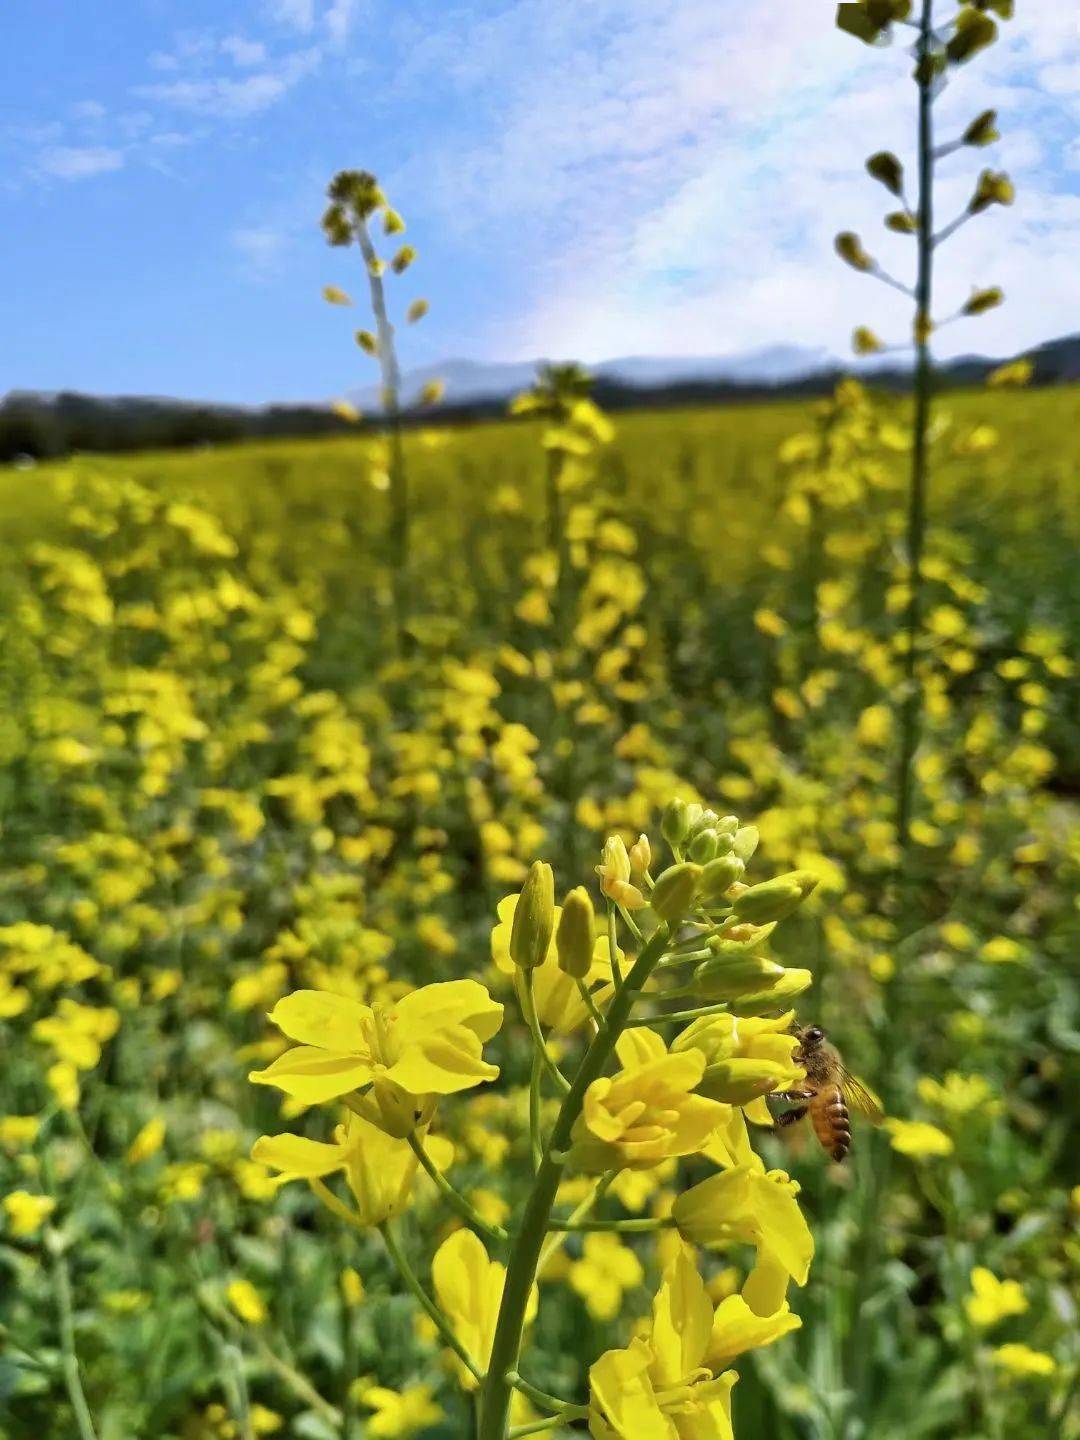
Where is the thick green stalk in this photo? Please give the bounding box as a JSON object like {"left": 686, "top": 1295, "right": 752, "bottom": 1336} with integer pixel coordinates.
{"left": 476, "top": 926, "right": 670, "bottom": 1440}
{"left": 896, "top": 0, "right": 936, "bottom": 853}
{"left": 47, "top": 1236, "right": 99, "bottom": 1440}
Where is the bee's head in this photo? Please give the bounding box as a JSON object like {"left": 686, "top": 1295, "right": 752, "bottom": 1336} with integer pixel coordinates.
{"left": 798, "top": 1024, "right": 825, "bottom": 1048}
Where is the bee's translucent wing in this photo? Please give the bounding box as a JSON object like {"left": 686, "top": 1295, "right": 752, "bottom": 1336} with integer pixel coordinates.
{"left": 840, "top": 1068, "right": 885, "bottom": 1123}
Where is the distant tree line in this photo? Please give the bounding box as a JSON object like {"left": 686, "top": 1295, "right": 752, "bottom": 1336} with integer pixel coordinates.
{"left": 2, "top": 333, "right": 1075, "bottom": 463}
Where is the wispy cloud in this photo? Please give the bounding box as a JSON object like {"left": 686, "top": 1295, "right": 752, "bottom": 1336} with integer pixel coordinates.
{"left": 232, "top": 224, "right": 291, "bottom": 280}
{"left": 37, "top": 145, "right": 124, "bottom": 180}
{"left": 137, "top": 48, "right": 321, "bottom": 121}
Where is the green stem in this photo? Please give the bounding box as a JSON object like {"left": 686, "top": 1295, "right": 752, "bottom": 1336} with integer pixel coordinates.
{"left": 519, "top": 972, "right": 571, "bottom": 1095}
{"left": 378, "top": 1222, "right": 483, "bottom": 1386}
{"left": 529, "top": 1047, "right": 543, "bottom": 1172}
{"left": 405, "top": 1133, "right": 509, "bottom": 1242}
{"left": 507, "top": 1371, "right": 588, "bottom": 1418}
{"left": 477, "top": 927, "right": 670, "bottom": 1440}
{"left": 627, "top": 998, "right": 732, "bottom": 1027}
{"left": 607, "top": 902, "right": 624, "bottom": 988}
{"left": 547, "top": 1216, "right": 674, "bottom": 1234}
{"left": 510, "top": 1414, "right": 587, "bottom": 1437}
{"left": 47, "top": 1235, "right": 99, "bottom": 1440}
{"left": 896, "top": 0, "right": 936, "bottom": 855}
{"left": 575, "top": 977, "right": 604, "bottom": 1029}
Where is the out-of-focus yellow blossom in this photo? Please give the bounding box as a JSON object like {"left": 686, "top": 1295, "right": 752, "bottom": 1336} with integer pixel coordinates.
{"left": 965, "top": 1267, "right": 1028, "bottom": 1328}
{"left": 33, "top": 999, "right": 119, "bottom": 1069}
{"left": 589, "top": 1253, "right": 737, "bottom": 1440}
{"left": 358, "top": 1383, "right": 443, "bottom": 1437}
{"left": 0, "top": 1116, "right": 41, "bottom": 1148}
{"left": 432, "top": 1229, "right": 537, "bottom": 1391}
{"left": 979, "top": 936, "right": 1025, "bottom": 964}
{"left": 991, "top": 1344, "right": 1056, "bottom": 1380}
{"left": 885, "top": 1119, "right": 954, "bottom": 1158}
{"left": 226, "top": 1279, "right": 267, "bottom": 1325}
{"left": 249, "top": 980, "right": 503, "bottom": 1131}
{"left": 249, "top": 1405, "right": 283, "bottom": 1435}
{"left": 341, "top": 1267, "right": 365, "bottom": 1306}
{"left": 917, "top": 1072, "right": 999, "bottom": 1119}
{"left": 569, "top": 1232, "right": 645, "bottom": 1320}
{"left": 3, "top": 1190, "right": 56, "bottom": 1237}
{"left": 570, "top": 1028, "right": 727, "bottom": 1173}
{"left": 126, "top": 1117, "right": 167, "bottom": 1164}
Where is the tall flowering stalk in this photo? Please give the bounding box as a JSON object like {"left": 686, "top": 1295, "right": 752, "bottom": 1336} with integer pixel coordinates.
{"left": 249, "top": 801, "right": 830, "bottom": 1440}
{"left": 321, "top": 169, "right": 433, "bottom": 650}
{"left": 834, "top": 0, "right": 1015, "bottom": 852}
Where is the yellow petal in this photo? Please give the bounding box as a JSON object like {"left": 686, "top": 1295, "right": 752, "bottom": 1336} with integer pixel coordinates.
{"left": 252, "top": 1132, "right": 348, "bottom": 1179}
{"left": 650, "top": 1251, "right": 713, "bottom": 1386}
{"left": 708, "top": 1293, "right": 801, "bottom": 1365}
{"left": 393, "top": 980, "right": 504, "bottom": 1044}
{"left": 266, "top": 990, "right": 373, "bottom": 1052}
{"left": 249, "top": 1047, "right": 375, "bottom": 1103}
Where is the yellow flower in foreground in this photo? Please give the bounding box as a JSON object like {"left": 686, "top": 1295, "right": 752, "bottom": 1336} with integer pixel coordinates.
{"left": 360, "top": 1383, "right": 443, "bottom": 1437}
{"left": 885, "top": 1119, "right": 954, "bottom": 1158}
{"left": 672, "top": 1010, "right": 804, "bottom": 1106}
{"left": 674, "top": 1108, "right": 814, "bottom": 1293}
{"left": 596, "top": 835, "right": 646, "bottom": 910}
{"left": 253, "top": 1110, "right": 452, "bottom": 1228}
{"left": 249, "top": 980, "right": 503, "bottom": 1132}
{"left": 570, "top": 1028, "right": 727, "bottom": 1173}
{"left": 3, "top": 1190, "right": 56, "bottom": 1238}
{"left": 492, "top": 894, "right": 615, "bottom": 1033}
{"left": 226, "top": 1279, "right": 267, "bottom": 1325}
{"left": 432, "top": 1229, "right": 537, "bottom": 1391}
{"left": 965, "top": 1268, "right": 1028, "bottom": 1328}
{"left": 991, "top": 1343, "right": 1056, "bottom": 1380}
{"left": 570, "top": 1233, "right": 644, "bottom": 1321}
{"left": 589, "top": 1253, "right": 736, "bottom": 1440}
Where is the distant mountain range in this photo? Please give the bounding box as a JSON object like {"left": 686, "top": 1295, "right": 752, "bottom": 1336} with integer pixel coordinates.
{"left": 347, "top": 344, "right": 836, "bottom": 410}
{"left": 3, "top": 334, "right": 1078, "bottom": 462}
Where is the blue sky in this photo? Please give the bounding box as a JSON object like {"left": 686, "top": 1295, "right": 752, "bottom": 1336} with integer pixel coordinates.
{"left": 3, "top": 0, "right": 1078, "bottom": 404}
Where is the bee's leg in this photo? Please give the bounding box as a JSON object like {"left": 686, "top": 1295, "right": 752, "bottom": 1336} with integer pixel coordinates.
{"left": 772, "top": 1089, "right": 815, "bottom": 1104}
{"left": 774, "top": 1104, "right": 809, "bottom": 1129}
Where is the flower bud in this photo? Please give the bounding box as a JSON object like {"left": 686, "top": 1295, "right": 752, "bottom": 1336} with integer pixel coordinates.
{"left": 689, "top": 828, "right": 720, "bottom": 864}
{"left": 853, "top": 326, "right": 885, "bottom": 355}
{"left": 866, "top": 151, "right": 904, "bottom": 197}
{"left": 963, "top": 109, "right": 999, "bottom": 147}
{"left": 693, "top": 951, "right": 788, "bottom": 1001}
{"left": 627, "top": 834, "right": 651, "bottom": 878}
{"left": 730, "top": 967, "right": 813, "bottom": 1015}
{"left": 885, "top": 211, "right": 917, "bottom": 234}
{"left": 556, "top": 887, "right": 595, "bottom": 979}
{"left": 698, "top": 855, "right": 745, "bottom": 900}
{"left": 947, "top": 9, "right": 997, "bottom": 64}
{"left": 962, "top": 286, "right": 1004, "bottom": 316}
{"left": 969, "top": 169, "right": 1014, "bottom": 214}
{"left": 732, "top": 826, "right": 759, "bottom": 863}
{"left": 596, "top": 837, "right": 645, "bottom": 910}
{"left": 660, "top": 799, "right": 691, "bottom": 848}
{"left": 510, "top": 861, "right": 555, "bottom": 970}
{"left": 650, "top": 863, "right": 702, "bottom": 922}
{"left": 716, "top": 815, "right": 739, "bottom": 836}
{"left": 732, "top": 872, "right": 818, "bottom": 925}
{"left": 835, "top": 232, "right": 874, "bottom": 272}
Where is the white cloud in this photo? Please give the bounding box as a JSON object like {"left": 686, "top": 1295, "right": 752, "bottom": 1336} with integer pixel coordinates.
{"left": 394, "top": 0, "right": 1080, "bottom": 363}
{"left": 266, "top": 0, "right": 317, "bottom": 32}
{"left": 222, "top": 36, "right": 268, "bottom": 67}
{"left": 325, "top": 0, "right": 360, "bottom": 44}
{"left": 37, "top": 145, "right": 124, "bottom": 180}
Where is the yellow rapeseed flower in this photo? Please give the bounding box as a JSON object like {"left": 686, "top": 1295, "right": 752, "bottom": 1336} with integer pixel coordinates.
{"left": 991, "top": 1343, "right": 1056, "bottom": 1380}
{"left": 226, "top": 1279, "right": 267, "bottom": 1325}
{"left": 569, "top": 1233, "right": 644, "bottom": 1321}
{"left": 249, "top": 980, "right": 503, "bottom": 1132}
{"left": 965, "top": 1268, "right": 1028, "bottom": 1328}
{"left": 3, "top": 1190, "right": 56, "bottom": 1238}
{"left": 431, "top": 1229, "right": 537, "bottom": 1391}
{"left": 570, "top": 1028, "right": 727, "bottom": 1173}
{"left": 885, "top": 1119, "right": 954, "bottom": 1158}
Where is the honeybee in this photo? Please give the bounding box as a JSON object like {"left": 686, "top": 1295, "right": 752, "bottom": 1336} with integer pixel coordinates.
{"left": 772, "top": 1023, "right": 884, "bottom": 1161}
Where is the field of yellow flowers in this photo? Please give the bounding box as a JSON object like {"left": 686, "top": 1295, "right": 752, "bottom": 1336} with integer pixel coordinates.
{"left": 0, "top": 377, "right": 1077, "bottom": 1440}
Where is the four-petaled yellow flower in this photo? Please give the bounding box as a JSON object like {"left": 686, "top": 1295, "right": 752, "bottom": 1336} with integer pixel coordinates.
{"left": 674, "top": 1107, "right": 814, "bottom": 1293}
{"left": 672, "top": 1010, "right": 804, "bottom": 1109}
{"left": 570, "top": 1029, "right": 728, "bottom": 1173}
{"left": 253, "top": 1110, "right": 452, "bottom": 1228}
{"left": 964, "top": 1267, "right": 1028, "bottom": 1328}
{"left": 358, "top": 1383, "right": 444, "bottom": 1437}
{"left": 249, "top": 980, "right": 503, "bottom": 1135}
{"left": 3, "top": 1190, "right": 56, "bottom": 1238}
{"left": 589, "top": 1252, "right": 737, "bottom": 1439}
{"left": 570, "top": 1232, "right": 645, "bottom": 1321}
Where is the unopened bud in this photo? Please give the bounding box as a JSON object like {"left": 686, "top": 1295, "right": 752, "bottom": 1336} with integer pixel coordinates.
{"left": 660, "top": 799, "right": 691, "bottom": 849}
{"left": 963, "top": 109, "right": 999, "bottom": 147}
{"left": 969, "top": 169, "right": 1014, "bottom": 214}
{"left": 866, "top": 151, "right": 904, "bottom": 197}
{"left": 510, "top": 861, "right": 554, "bottom": 970}
{"left": 627, "top": 834, "right": 651, "bottom": 877}
{"left": 733, "top": 871, "right": 819, "bottom": 925}
{"left": 835, "top": 232, "right": 874, "bottom": 273}
{"left": 689, "top": 828, "right": 720, "bottom": 864}
{"left": 650, "top": 863, "right": 702, "bottom": 922}
{"left": 693, "top": 952, "right": 787, "bottom": 1002}
{"left": 732, "top": 826, "right": 759, "bottom": 863}
{"left": 556, "top": 887, "right": 595, "bottom": 979}
{"left": 698, "top": 855, "right": 745, "bottom": 900}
